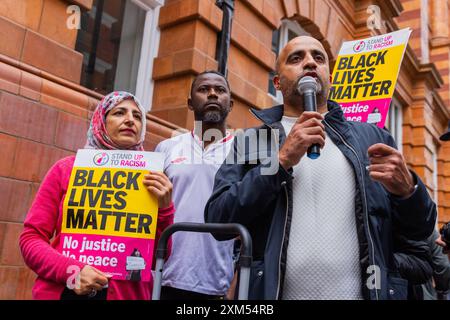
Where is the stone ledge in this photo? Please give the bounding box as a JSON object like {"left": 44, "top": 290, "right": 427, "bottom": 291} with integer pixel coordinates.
{"left": 431, "top": 38, "right": 450, "bottom": 49}
{"left": 231, "top": 21, "right": 275, "bottom": 71}
{"left": 228, "top": 69, "right": 273, "bottom": 109}
{"left": 153, "top": 48, "right": 218, "bottom": 81}
{"left": 0, "top": 16, "right": 26, "bottom": 61}
{"left": 159, "top": 0, "right": 222, "bottom": 31}
{"left": 65, "top": 0, "right": 93, "bottom": 11}
{"left": 243, "top": 0, "right": 281, "bottom": 29}
{"left": 21, "top": 29, "right": 83, "bottom": 83}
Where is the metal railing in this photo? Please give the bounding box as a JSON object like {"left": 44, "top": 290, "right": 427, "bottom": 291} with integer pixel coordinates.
{"left": 152, "top": 222, "right": 252, "bottom": 300}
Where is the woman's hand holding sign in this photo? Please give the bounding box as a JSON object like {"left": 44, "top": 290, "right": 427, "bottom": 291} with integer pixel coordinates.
{"left": 74, "top": 265, "right": 111, "bottom": 296}
{"left": 367, "top": 143, "right": 415, "bottom": 198}
{"left": 143, "top": 171, "right": 173, "bottom": 209}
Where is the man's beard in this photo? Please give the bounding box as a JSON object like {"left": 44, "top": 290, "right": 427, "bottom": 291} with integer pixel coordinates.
{"left": 196, "top": 109, "right": 229, "bottom": 124}
{"left": 281, "top": 76, "right": 328, "bottom": 109}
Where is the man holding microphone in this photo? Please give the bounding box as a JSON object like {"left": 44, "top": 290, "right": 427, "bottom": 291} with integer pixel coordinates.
{"left": 205, "top": 36, "right": 436, "bottom": 300}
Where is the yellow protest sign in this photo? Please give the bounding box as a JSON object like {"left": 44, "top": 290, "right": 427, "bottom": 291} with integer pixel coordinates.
{"left": 330, "top": 29, "right": 411, "bottom": 127}
{"left": 59, "top": 149, "right": 164, "bottom": 281}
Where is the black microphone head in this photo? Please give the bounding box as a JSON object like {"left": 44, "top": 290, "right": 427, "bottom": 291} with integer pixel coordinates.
{"left": 297, "top": 76, "right": 320, "bottom": 95}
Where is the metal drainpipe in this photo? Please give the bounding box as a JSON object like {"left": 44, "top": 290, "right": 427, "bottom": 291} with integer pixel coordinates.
{"left": 215, "top": 0, "right": 235, "bottom": 76}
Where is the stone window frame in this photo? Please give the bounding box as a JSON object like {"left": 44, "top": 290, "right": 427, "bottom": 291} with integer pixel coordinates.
{"left": 77, "top": 0, "right": 164, "bottom": 110}
{"left": 386, "top": 97, "right": 403, "bottom": 153}
{"left": 131, "top": 0, "right": 164, "bottom": 111}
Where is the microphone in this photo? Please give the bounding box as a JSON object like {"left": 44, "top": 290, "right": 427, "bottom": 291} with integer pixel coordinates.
{"left": 297, "top": 76, "right": 321, "bottom": 160}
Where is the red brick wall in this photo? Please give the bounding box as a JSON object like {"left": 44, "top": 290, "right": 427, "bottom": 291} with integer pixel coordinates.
{"left": 0, "top": 0, "right": 177, "bottom": 299}
{"left": 0, "top": 79, "right": 83, "bottom": 300}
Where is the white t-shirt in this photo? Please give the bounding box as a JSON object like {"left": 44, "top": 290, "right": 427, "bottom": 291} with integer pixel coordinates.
{"left": 281, "top": 116, "right": 363, "bottom": 300}
{"left": 156, "top": 131, "right": 235, "bottom": 295}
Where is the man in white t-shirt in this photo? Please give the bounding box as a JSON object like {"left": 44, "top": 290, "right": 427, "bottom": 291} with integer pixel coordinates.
{"left": 156, "top": 71, "right": 235, "bottom": 299}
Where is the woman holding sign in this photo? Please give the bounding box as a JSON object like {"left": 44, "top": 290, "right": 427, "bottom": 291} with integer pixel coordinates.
{"left": 19, "top": 91, "right": 174, "bottom": 300}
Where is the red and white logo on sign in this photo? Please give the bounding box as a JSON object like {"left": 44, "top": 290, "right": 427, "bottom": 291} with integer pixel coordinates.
{"left": 353, "top": 41, "right": 365, "bottom": 53}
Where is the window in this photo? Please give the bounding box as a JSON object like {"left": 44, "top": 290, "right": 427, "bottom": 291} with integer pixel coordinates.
{"left": 386, "top": 99, "right": 403, "bottom": 152}
{"left": 268, "top": 20, "right": 311, "bottom": 103}
{"left": 76, "top": 0, "right": 163, "bottom": 110}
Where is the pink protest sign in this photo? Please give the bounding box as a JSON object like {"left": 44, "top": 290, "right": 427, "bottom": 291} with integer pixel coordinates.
{"left": 61, "top": 234, "right": 152, "bottom": 281}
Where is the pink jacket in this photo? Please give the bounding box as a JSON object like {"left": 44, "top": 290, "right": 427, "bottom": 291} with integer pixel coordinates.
{"left": 19, "top": 156, "right": 174, "bottom": 300}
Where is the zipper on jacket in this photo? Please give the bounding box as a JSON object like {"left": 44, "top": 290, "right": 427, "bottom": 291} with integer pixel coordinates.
{"left": 323, "top": 119, "right": 379, "bottom": 301}
{"left": 275, "top": 183, "right": 289, "bottom": 299}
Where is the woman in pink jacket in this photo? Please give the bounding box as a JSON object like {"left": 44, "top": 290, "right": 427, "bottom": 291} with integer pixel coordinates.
{"left": 19, "top": 91, "right": 174, "bottom": 300}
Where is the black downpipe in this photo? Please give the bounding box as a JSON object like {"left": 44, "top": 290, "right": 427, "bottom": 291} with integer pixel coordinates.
{"left": 215, "top": 0, "right": 234, "bottom": 76}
